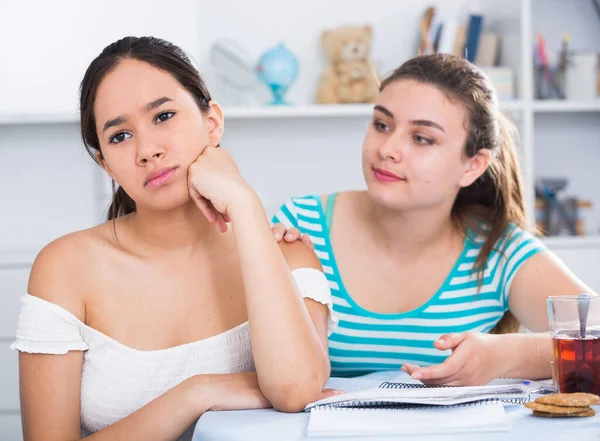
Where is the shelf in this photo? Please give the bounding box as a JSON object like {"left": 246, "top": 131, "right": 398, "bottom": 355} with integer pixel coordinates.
{"left": 0, "top": 112, "right": 78, "bottom": 125}
{"left": 533, "top": 100, "right": 600, "bottom": 113}
{"left": 0, "top": 248, "right": 38, "bottom": 268}
{"left": 540, "top": 235, "right": 600, "bottom": 249}
{"left": 498, "top": 100, "right": 524, "bottom": 112}
{"left": 224, "top": 101, "right": 523, "bottom": 119}
{"left": 0, "top": 101, "right": 524, "bottom": 125}
{"left": 223, "top": 104, "right": 373, "bottom": 119}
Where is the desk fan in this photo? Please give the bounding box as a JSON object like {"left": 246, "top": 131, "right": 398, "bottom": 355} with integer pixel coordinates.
{"left": 210, "top": 39, "right": 259, "bottom": 106}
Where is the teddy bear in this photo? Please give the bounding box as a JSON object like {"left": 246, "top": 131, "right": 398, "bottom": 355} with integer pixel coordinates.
{"left": 316, "top": 25, "right": 380, "bottom": 104}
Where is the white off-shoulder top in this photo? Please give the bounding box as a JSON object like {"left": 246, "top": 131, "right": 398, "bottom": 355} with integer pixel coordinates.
{"left": 11, "top": 268, "right": 337, "bottom": 440}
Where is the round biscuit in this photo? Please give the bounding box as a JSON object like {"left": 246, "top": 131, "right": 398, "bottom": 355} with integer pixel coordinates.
{"left": 533, "top": 408, "right": 595, "bottom": 418}
{"left": 525, "top": 402, "right": 590, "bottom": 414}
{"left": 536, "top": 393, "right": 600, "bottom": 407}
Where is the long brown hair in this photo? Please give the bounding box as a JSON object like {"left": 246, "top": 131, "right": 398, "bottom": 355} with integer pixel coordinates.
{"left": 79, "top": 36, "right": 212, "bottom": 221}
{"left": 381, "top": 54, "right": 526, "bottom": 334}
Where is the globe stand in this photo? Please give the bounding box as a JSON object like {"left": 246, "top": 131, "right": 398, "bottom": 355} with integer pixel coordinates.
{"left": 268, "top": 84, "right": 290, "bottom": 105}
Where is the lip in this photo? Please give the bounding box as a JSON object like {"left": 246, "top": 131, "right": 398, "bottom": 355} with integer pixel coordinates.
{"left": 144, "top": 166, "right": 178, "bottom": 187}
{"left": 373, "top": 167, "right": 405, "bottom": 183}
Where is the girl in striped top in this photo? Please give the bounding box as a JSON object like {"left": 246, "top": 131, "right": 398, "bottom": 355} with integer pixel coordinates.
{"left": 273, "top": 54, "right": 595, "bottom": 385}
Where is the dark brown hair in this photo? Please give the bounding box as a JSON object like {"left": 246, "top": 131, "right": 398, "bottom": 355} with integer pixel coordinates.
{"left": 79, "top": 36, "right": 212, "bottom": 221}
{"left": 381, "top": 54, "right": 526, "bottom": 334}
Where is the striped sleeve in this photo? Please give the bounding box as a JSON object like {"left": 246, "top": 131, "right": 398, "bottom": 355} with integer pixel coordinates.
{"left": 271, "top": 195, "right": 323, "bottom": 233}
{"left": 500, "top": 225, "right": 547, "bottom": 305}
{"left": 271, "top": 198, "right": 302, "bottom": 229}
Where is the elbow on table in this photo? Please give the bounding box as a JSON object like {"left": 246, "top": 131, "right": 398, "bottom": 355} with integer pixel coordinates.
{"left": 267, "top": 369, "right": 329, "bottom": 413}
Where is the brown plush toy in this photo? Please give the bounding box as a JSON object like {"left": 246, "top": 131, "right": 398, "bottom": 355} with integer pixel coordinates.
{"left": 316, "top": 25, "right": 380, "bottom": 104}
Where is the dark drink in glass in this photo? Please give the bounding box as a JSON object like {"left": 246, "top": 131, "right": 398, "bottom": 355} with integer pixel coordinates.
{"left": 553, "top": 330, "right": 600, "bottom": 394}
{"left": 547, "top": 295, "right": 600, "bottom": 394}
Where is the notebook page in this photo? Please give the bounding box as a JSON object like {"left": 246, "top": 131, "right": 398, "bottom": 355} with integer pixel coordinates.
{"left": 304, "top": 383, "right": 528, "bottom": 410}
{"left": 307, "top": 403, "right": 510, "bottom": 437}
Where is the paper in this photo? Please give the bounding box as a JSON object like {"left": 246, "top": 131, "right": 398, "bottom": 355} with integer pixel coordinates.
{"left": 307, "top": 403, "right": 510, "bottom": 437}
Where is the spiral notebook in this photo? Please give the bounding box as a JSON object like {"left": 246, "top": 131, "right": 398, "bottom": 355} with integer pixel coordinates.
{"left": 304, "top": 381, "right": 527, "bottom": 437}
{"left": 304, "top": 381, "right": 529, "bottom": 410}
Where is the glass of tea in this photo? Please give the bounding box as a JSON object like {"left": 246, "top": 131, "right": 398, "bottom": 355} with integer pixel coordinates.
{"left": 547, "top": 294, "right": 600, "bottom": 394}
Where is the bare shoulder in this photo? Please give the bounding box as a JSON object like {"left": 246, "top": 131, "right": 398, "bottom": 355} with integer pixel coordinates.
{"left": 320, "top": 191, "right": 365, "bottom": 221}
{"left": 28, "top": 223, "right": 115, "bottom": 320}
{"left": 511, "top": 249, "right": 595, "bottom": 295}
{"left": 320, "top": 191, "right": 363, "bottom": 209}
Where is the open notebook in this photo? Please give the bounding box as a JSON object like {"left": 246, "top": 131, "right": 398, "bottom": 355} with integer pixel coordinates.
{"left": 304, "top": 381, "right": 529, "bottom": 409}
{"left": 304, "top": 381, "right": 529, "bottom": 437}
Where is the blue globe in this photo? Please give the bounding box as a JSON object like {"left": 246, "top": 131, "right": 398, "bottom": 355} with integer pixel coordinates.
{"left": 256, "top": 43, "right": 299, "bottom": 105}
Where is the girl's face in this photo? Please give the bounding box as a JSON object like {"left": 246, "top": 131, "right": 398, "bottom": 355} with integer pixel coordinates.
{"left": 94, "top": 59, "right": 223, "bottom": 212}
{"left": 362, "top": 79, "right": 489, "bottom": 212}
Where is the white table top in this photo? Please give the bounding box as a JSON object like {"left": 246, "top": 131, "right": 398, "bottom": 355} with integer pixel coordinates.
{"left": 192, "top": 372, "right": 600, "bottom": 441}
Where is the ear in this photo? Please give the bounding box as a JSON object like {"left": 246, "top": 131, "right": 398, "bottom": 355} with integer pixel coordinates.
{"left": 95, "top": 151, "right": 116, "bottom": 182}
{"left": 205, "top": 101, "right": 224, "bottom": 147}
{"left": 363, "top": 25, "right": 373, "bottom": 39}
{"left": 458, "top": 149, "right": 491, "bottom": 188}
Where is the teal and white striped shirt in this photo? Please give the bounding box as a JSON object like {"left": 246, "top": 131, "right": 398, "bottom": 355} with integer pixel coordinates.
{"left": 272, "top": 193, "right": 546, "bottom": 377}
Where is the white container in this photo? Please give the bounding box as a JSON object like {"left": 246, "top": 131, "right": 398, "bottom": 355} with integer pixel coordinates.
{"left": 565, "top": 53, "right": 599, "bottom": 101}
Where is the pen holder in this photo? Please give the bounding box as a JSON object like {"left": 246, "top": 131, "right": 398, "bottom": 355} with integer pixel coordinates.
{"left": 535, "top": 64, "right": 565, "bottom": 100}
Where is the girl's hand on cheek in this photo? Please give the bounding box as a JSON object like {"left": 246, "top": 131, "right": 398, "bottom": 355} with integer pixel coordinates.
{"left": 187, "top": 146, "right": 254, "bottom": 232}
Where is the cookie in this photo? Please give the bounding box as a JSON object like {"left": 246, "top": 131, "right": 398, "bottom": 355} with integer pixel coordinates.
{"left": 525, "top": 402, "right": 591, "bottom": 414}
{"left": 535, "top": 393, "right": 600, "bottom": 407}
{"left": 533, "top": 408, "right": 595, "bottom": 418}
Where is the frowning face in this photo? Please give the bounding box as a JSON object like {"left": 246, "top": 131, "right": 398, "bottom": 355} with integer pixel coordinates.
{"left": 94, "top": 59, "right": 222, "bottom": 212}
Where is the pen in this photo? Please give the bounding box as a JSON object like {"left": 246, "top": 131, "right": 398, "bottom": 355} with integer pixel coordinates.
{"left": 523, "top": 380, "right": 556, "bottom": 395}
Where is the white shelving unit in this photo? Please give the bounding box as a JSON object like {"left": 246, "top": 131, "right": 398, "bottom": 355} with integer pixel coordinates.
{"left": 0, "top": 112, "right": 79, "bottom": 125}
{"left": 541, "top": 234, "right": 600, "bottom": 249}
{"left": 0, "top": 101, "right": 527, "bottom": 125}
{"left": 0, "top": 0, "right": 599, "bottom": 254}
{"left": 533, "top": 100, "right": 600, "bottom": 112}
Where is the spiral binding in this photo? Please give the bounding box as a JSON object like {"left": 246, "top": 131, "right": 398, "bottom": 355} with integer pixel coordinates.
{"left": 380, "top": 381, "right": 453, "bottom": 389}
{"left": 312, "top": 381, "right": 528, "bottom": 411}
{"left": 313, "top": 400, "right": 504, "bottom": 411}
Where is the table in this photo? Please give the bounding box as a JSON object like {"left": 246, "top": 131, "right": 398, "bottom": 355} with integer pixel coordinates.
{"left": 192, "top": 372, "right": 600, "bottom": 441}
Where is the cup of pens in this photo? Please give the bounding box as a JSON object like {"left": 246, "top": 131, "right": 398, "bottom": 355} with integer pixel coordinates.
{"left": 547, "top": 294, "right": 600, "bottom": 394}
{"left": 534, "top": 32, "right": 568, "bottom": 100}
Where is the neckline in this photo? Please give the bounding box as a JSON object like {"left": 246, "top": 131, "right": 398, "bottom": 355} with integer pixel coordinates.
{"left": 23, "top": 293, "right": 249, "bottom": 355}
{"left": 316, "top": 194, "right": 470, "bottom": 320}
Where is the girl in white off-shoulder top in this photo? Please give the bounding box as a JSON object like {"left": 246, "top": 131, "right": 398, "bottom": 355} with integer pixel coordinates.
{"left": 12, "top": 36, "right": 339, "bottom": 441}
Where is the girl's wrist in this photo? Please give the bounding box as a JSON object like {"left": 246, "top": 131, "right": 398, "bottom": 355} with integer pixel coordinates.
{"left": 489, "top": 333, "right": 532, "bottom": 379}
{"left": 187, "top": 375, "right": 215, "bottom": 415}
{"left": 227, "top": 187, "right": 263, "bottom": 222}
{"left": 487, "top": 333, "right": 515, "bottom": 379}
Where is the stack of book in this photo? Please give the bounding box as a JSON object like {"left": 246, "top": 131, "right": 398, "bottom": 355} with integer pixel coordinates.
{"left": 418, "top": 5, "right": 514, "bottom": 100}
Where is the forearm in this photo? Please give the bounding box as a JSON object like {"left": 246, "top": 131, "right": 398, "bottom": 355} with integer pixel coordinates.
{"left": 81, "top": 376, "right": 208, "bottom": 441}
{"left": 494, "top": 332, "right": 554, "bottom": 380}
{"left": 230, "top": 194, "right": 329, "bottom": 410}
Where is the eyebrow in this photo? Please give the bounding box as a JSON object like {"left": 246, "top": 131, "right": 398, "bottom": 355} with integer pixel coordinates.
{"left": 102, "top": 116, "right": 127, "bottom": 133}
{"left": 373, "top": 105, "right": 445, "bottom": 133}
{"left": 147, "top": 96, "right": 173, "bottom": 111}
{"left": 102, "top": 96, "right": 174, "bottom": 132}
{"left": 374, "top": 105, "right": 394, "bottom": 119}
{"left": 410, "top": 119, "right": 445, "bottom": 133}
